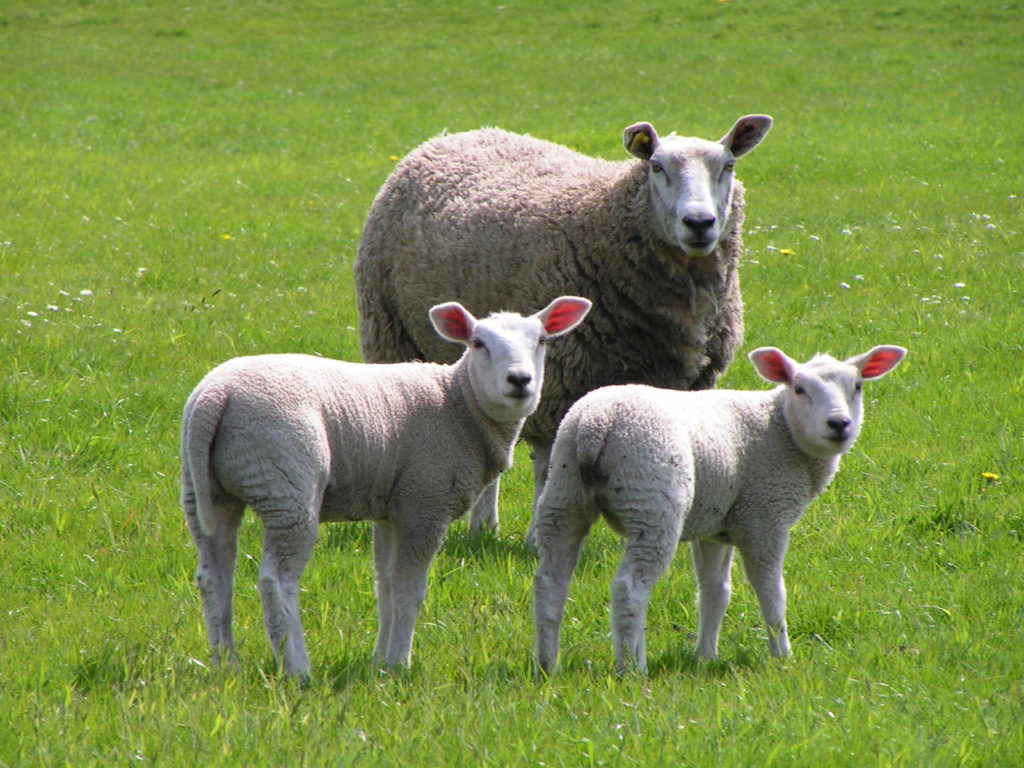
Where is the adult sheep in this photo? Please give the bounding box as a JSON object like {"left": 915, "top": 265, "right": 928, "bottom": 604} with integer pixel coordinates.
{"left": 355, "top": 115, "right": 772, "bottom": 542}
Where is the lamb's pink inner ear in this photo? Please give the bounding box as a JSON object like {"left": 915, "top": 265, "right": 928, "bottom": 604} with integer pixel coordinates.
{"left": 751, "top": 349, "right": 792, "bottom": 384}
{"left": 432, "top": 305, "right": 473, "bottom": 342}
{"left": 860, "top": 348, "right": 904, "bottom": 378}
{"left": 543, "top": 298, "right": 590, "bottom": 335}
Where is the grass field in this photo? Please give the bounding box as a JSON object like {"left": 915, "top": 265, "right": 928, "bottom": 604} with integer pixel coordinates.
{"left": 2, "top": 0, "right": 1023, "bottom": 765}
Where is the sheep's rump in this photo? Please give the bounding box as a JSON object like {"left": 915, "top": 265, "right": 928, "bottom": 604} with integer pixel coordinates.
{"left": 355, "top": 128, "right": 745, "bottom": 447}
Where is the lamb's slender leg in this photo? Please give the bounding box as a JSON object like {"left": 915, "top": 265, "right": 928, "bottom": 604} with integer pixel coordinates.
{"left": 371, "top": 521, "right": 395, "bottom": 664}
{"left": 186, "top": 497, "right": 244, "bottom": 667}
{"left": 739, "top": 530, "right": 792, "bottom": 658}
{"left": 468, "top": 480, "right": 499, "bottom": 534}
{"left": 611, "top": 517, "right": 682, "bottom": 674}
{"left": 523, "top": 441, "right": 553, "bottom": 551}
{"left": 691, "top": 539, "right": 735, "bottom": 659}
{"left": 533, "top": 513, "right": 591, "bottom": 675}
{"left": 257, "top": 509, "right": 318, "bottom": 678}
{"left": 380, "top": 520, "right": 448, "bottom": 667}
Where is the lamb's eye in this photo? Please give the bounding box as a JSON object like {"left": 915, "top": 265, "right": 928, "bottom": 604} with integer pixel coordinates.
{"left": 471, "top": 338, "right": 485, "bottom": 350}
{"left": 854, "top": 382, "right": 863, "bottom": 393}
{"left": 537, "top": 336, "right": 548, "bottom": 347}
{"left": 794, "top": 385, "right": 806, "bottom": 396}
{"left": 650, "top": 161, "right": 664, "bottom": 174}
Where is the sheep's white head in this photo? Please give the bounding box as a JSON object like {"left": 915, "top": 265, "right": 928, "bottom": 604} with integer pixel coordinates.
{"left": 429, "top": 296, "right": 592, "bottom": 423}
{"left": 750, "top": 345, "right": 907, "bottom": 460}
{"left": 624, "top": 115, "right": 772, "bottom": 258}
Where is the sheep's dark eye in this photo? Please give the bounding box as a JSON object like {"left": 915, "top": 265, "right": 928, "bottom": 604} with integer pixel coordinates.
{"left": 650, "top": 161, "right": 664, "bottom": 174}
{"left": 724, "top": 161, "right": 735, "bottom": 174}
{"left": 537, "top": 336, "right": 548, "bottom": 347}
{"left": 794, "top": 385, "right": 806, "bottom": 396}
{"left": 854, "top": 382, "right": 863, "bottom": 393}
{"left": 471, "top": 338, "right": 485, "bottom": 350}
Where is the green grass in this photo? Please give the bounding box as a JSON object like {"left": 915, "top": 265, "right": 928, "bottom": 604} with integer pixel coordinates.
{"left": 2, "top": 0, "right": 1023, "bottom": 765}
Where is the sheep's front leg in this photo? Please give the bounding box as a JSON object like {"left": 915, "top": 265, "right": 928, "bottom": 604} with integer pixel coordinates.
{"left": 258, "top": 511, "right": 318, "bottom": 678}
{"left": 523, "top": 441, "right": 553, "bottom": 551}
{"left": 739, "top": 530, "right": 792, "bottom": 658}
{"left": 691, "top": 539, "right": 734, "bottom": 659}
{"left": 468, "top": 479, "right": 499, "bottom": 535}
{"left": 371, "top": 521, "right": 395, "bottom": 663}
{"left": 188, "top": 501, "right": 245, "bottom": 667}
{"left": 378, "top": 520, "right": 448, "bottom": 667}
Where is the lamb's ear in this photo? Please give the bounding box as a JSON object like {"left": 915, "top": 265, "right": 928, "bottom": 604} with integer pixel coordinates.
{"left": 848, "top": 345, "right": 907, "bottom": 380}
{"left": 749, "top": 347, "right": 796, "bottom": 384}
{"left": 720, "top": 115, "right": 772, "bottom": 158}
{"left": 623, "top": 122, "right": 659, "bottom": 161}
{"left": 429, "top": 302, "right": 477, "bottom": 344}
{"left": 535, "top": 296, "right": 592, "bottom": 338}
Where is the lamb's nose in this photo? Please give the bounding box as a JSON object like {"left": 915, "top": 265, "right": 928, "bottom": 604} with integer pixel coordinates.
{"left": 507, "top": 371, "right": 533, "bottom": 393}
{"left": 683, "top": 213, "right": 716, "bottom": 235}
{"left": 827, "top": 417, "right": 851, "bottom": 435}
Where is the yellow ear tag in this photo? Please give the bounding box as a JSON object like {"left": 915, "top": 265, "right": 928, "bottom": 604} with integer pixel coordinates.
{"left": 629, "top": 132, "right": 651, "bottom": 154}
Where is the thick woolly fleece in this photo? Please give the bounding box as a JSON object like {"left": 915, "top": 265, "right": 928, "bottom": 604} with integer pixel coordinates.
{"left": 182, "top": 354, "right": 516, "bottom": 536}
{"left": 354, "top": 128, "right": 746, "bottom": 450}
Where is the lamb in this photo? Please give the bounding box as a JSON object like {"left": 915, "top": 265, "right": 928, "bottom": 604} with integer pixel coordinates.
{"left": 354, "top": 115, "right": 772, "bottom": 542}
{"left": 180, "top": 296, "right": 591, "bottom": 677}
{"left": 532, "top": 344, "right": 906, "bottom": 674}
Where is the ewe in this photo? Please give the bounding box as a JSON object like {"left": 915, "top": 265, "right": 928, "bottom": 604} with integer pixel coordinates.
{"left": 355, "top": 116, "right": 772, "bottom": 543}
{"left": 533, "top": 344, "right": 906, "bottom": 674}
{"left": 181, "top": 297, "right": 590, "bottom": 676}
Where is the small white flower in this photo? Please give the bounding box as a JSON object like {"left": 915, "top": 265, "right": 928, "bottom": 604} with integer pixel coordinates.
{"left": 80, "top": 289, "right": 93, "bottom": 296}
{"left": 840, "top": 228, "right": 852, "bottom": 236}
{"left": 840, "top": 282, "right": 851, "bottom": 290}
{"left": 954, "top": 282, "right": 966, "bottom": 289}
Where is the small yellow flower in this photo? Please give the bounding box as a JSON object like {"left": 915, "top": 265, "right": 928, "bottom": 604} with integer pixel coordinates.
{"left": 981, "top": 471, "right": 1000, "bottom": 481}
{"left": 779, "top": 248, "right": 795, "bottom": 256}
{"left": 221, "top": 234, "right": 234, "bottom": 241}
{"left": 389, "top": 155, "right": 400, "bottom": 162}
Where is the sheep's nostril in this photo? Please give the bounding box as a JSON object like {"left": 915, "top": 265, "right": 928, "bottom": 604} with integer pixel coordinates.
{"left": 827, "top": 417, "right": 851, "bottom": 434}
{"left": 506, "top": 371, "right": 532, "bottom": 394}
{"left": 682, "top": 214, "right": 716, "bottom": 234}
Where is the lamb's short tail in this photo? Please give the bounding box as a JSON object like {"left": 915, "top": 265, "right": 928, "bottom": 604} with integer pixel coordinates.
{"left": 181, "top": 383, "right": 230, "bottom": 536}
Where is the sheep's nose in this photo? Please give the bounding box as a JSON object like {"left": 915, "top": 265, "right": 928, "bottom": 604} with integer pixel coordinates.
{"left": 683, "top": 213, "right": 716, "bottom": 235}
{"left": 827, "top": 417, "right": 851, "bottom": 435}
{"left": 507, "top": 371, "right": 533, "bottom": 394}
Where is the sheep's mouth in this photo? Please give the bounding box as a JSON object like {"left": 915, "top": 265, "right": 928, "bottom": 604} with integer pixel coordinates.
{"left": 682, "top": 239, "right": 717, "bottom": 256}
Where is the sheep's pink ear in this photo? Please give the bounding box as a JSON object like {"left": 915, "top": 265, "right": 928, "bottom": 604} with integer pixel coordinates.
{"left": 849, "top": 345, "right": 907, "bottom": 379}
{"left": 623, "top": 122, "right": 659, "bottom": 161}
{"left": 429, "top": 302, "right": 477, "bottom": 344}
{"left": 749, "top": 347, "right": 795, "bottom": 384}
{"left": 536, "top": 296, "right": 591, "bottom": 337}
{"left": 720, "top": 115, "right": 772, "bottom": 158}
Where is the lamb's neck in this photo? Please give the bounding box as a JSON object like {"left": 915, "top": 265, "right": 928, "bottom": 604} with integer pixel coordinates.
{"left": 450, "top": 358, "right": 525, "bottom": 474}
{"left": 768, "top": 392, "right": 841, "bottom": 497}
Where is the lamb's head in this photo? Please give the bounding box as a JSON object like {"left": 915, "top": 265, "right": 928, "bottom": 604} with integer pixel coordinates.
{"left": 624, "top": 115, "right": 772, "bottom": 258}
{"left": 430, "top": 296, "right": 592, "bottom": 422}
{"left": 750, "top": 345, "right": 906, "bottom": 460}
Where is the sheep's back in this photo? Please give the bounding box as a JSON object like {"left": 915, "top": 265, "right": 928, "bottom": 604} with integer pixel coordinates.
{"left": 355, "top": 129, "right": 746, "bottom": 446}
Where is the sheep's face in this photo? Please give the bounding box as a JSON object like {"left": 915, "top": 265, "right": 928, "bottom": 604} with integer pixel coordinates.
{"left": 429, "top": 297, "right": 592, "bottom": 423}
{"left": 624, "top": 115, "right": 772, "bottom": 258}
{"left": 749, "top": 346, "right": 907, "bottom": 461}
